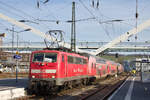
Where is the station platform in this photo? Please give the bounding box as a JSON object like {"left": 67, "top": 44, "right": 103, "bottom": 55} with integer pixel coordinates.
{"left": 0, "top": 78, "right": 28, "bottom": 99}
{"left": 108, "top": 76, "right": 150, "bottom": 100}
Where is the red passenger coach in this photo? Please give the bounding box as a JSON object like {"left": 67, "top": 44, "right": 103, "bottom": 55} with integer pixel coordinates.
{"left": 117, "top": 64, "right": 124, "bottom": 74}
{"left": 87, "top": 56, "right": 97, "bottom": 76}
{"left": 28, "top": 49, "right": 88, "bottom": 94}
{"left": 28, "top": 48, "right": 124, "bottom": 95}
{"left": 96, "top": 58, "right": 108, "bottom": 78}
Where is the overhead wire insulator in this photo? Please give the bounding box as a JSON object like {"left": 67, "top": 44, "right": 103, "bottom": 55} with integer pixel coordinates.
{"left": 37, "top": 0, "right": 40, "bottom": 8}
{"left": 135, "top": 0, "right": 138, "bottom": 51}
{"left": 115, "top": 53, "right": 119, "bottom": 58}
{"left": 135, "top": 13, "right": 138, "bottom": 18}
{"left": 135, "top": 36, "right": 137, "bottom": 40}
{"left": 92, "top": 0, "right": 94, "bottom": 7}
{"left": 43, "top": 0, "right": 49, "bottom": 4}
{"left": 56, "top": 21, "right": 59, "bottom": 24}
{"left": 97, "top": 0, "right": 99, "bottom": 9}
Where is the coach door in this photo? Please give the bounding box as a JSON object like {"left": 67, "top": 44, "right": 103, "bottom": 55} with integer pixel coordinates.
{"left": 62, "top": 54, "right": 67, "bottom": 77}
{"left": 107, "top": 65, "right": 110, "bottom": 74}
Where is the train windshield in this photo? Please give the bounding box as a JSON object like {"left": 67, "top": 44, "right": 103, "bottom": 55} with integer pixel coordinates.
{"left": 32, "top": 53, "right": 57, "bottom": 63}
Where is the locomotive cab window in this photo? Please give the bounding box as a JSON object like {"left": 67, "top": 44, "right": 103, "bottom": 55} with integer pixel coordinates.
{"left": 32, "top": 53, "right": 57, "bottom": 62}
{"left": 44, "top": 53, "right": 57, "bottom": 62}
{"left": 33, "top": 53, "right": 44, "bottom": 62}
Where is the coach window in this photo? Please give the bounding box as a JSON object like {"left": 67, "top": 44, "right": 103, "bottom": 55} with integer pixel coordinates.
{"left": 75, "top": 57, "right": 78, "bottom": 64}
{"left": 62, "top": 55, "right": 64, "bottom": 62}
{"left": 109, "top": 66, "right": 111, "bottom": 71}
{"left": 95, "top": 64, "right": 96, "bottom": 68}
{"left": 73, "top": 57, "right": 76, "bottom": 64}
{"left": 83, "top": 59, "right": 87, "bottom": 64}
{"left": 76, "top": 57, "right": 78, "bottom": 64}
{"left": 80, "top": 58, "right": 83, "bottom": 65}
{"left": 75, "top": 57, "right": 80, "bottom": 64}
{"left": 78, "top": 58, "right": 82, "bottom": 64}
{"left": 99, "top": 65, "right": 102, "bottom": 69}
{"left": 107, "top": 65, "right": 109, "bottom": 70}
{"left": 93, "top": 63, "right": 95, "bottom": 68}
{"left": 79, "top": 58, "right": 82, "bottom": 64}
{"left": 68, "top": 56, "right": 73, "bottom": 64}
{"left": 103, "top": 70, "right": 105, "bottom": 74}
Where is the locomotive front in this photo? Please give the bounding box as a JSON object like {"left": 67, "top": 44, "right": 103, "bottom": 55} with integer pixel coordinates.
{"left": 28, "top": 50, "right": 59, "bottom": 94}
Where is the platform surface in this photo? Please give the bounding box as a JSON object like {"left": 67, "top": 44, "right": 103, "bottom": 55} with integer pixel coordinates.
{"left": 108, "top": 76, "right": 150, "bottom": 100}
{"left": 0, "top": 78, "right": 28, "bottom": 91}
{"left": 0, "top": 78, "right": 28, "bottom": 99}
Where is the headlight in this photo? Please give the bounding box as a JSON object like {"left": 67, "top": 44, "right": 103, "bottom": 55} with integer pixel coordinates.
{"left": 32, "top": 75, "right": 35, "bottom": 78}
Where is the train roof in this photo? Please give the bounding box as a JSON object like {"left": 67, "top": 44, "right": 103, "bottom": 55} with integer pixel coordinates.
{"left": 43, "top": 47, "right": 74, "bottom": 53}
{"left": 79, "top": 53, "right": 107, "bottom": 64}
{"left": 32, "top": 47, "right": 121, "bottom": 65}
{"left": 32, "top": 47, "right": 77, "bottom": 54}
{"left": 32, "top": 47, "right": 88, "bottom": 58}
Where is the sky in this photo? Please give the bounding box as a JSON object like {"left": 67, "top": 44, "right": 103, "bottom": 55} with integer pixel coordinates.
{"left": 0, "top": 0, "right": 150, "bottom": 45}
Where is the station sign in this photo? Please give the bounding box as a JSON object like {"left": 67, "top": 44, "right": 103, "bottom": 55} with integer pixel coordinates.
{"left": 14, "top": 55, "right": 21, "bottom": 59}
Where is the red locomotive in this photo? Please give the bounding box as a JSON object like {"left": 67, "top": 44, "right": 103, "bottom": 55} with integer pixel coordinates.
{"left": 27, "top": 48, "right": 124, "bottom": 94}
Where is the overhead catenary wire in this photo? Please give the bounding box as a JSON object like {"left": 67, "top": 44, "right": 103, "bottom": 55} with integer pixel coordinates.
{"left": 90, "top": 0, "right": 128, "bottom": 41}
{"left": 134, "top": 0, "right": 138, "bottom": 52}
{"left": 0, "top": 22, "right": 10, "bottom": 29}
{"left": 91, "top": 0, "right": 100, "bottom": 9}
{"left": 0, "top": 5, "right": 27, "bottom": 20}
{"left": 89, "top": 0, "right": 141, "bottom": 43}
{"left": 0, "top": 1, "right": 35, "bottom": 20}
{"left": 90, "top": 0, "right": 120, "bottom": 23}
{"left": 79, "top": 0, "right": 113, "bottom": 41}
{"left": 135, "top": 0, "right": 138, "bottom": 41}
{"left": 0, "top": 0, "right": 55, "bottom": 30}
{"left": 37, "top": 17, "right": 96, "bottom": 24}
{"left": 79, "top": 0, "right": 97, "bottom": 19}
{"left": 42, "top": 0, "right": 71, "bottom": 20}
{"left": 101, "top": 24, "right": 112, "bottom": 40}
{"left": 1, "top": 0, "right": 149, "bottom": 45}
{"left": 111, "top": 23, "right": 116, "bottom": 37}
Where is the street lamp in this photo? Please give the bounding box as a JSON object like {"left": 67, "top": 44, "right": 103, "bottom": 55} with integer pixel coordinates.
{"left": 0, "top": 33, "right": 5, "bottom": 63}
{"left": 16, "top": 28, "right": 31, "bottom": 52}
{"left": 6, "top": 28, "right": 31, "bottom": 83}
{"left": 0, "top": 33, "right": 5, "bottom": 47}
{"left": 6, "top": 28, "right": 31, "bottom": 52}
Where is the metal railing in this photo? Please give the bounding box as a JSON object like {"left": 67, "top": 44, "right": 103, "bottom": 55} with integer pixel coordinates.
{"left": 0, "top": 41, "right": 150, "bottom": 52}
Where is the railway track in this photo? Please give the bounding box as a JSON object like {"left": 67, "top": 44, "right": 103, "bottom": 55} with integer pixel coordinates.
{"left": 14, "top": 74, "right": 128, "bottom": 100}
{"left": 80, "top": 78, "right": 126, "bottom": 100}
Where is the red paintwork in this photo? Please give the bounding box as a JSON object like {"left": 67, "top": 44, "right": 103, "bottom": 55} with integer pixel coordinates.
{"left": 29, "top": 50, "right": 88, "bottom": 79}
{"left": 87, "top": 56, "right": 97, "bottom": 76}
{"left": 29, "top": 49, "right": 124, "bottom": 86}
{"left": 96, "top": 62, "right": 107, "bottom": 77}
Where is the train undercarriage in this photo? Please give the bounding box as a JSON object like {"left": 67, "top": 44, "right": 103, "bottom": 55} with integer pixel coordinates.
{"left": 26, "top": 77, "right": 95, "bottom": 95}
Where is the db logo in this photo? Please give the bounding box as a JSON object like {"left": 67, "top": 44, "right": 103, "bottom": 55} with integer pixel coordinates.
{"left": 41, "top": 69, "right": 45, "bottom": 73}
